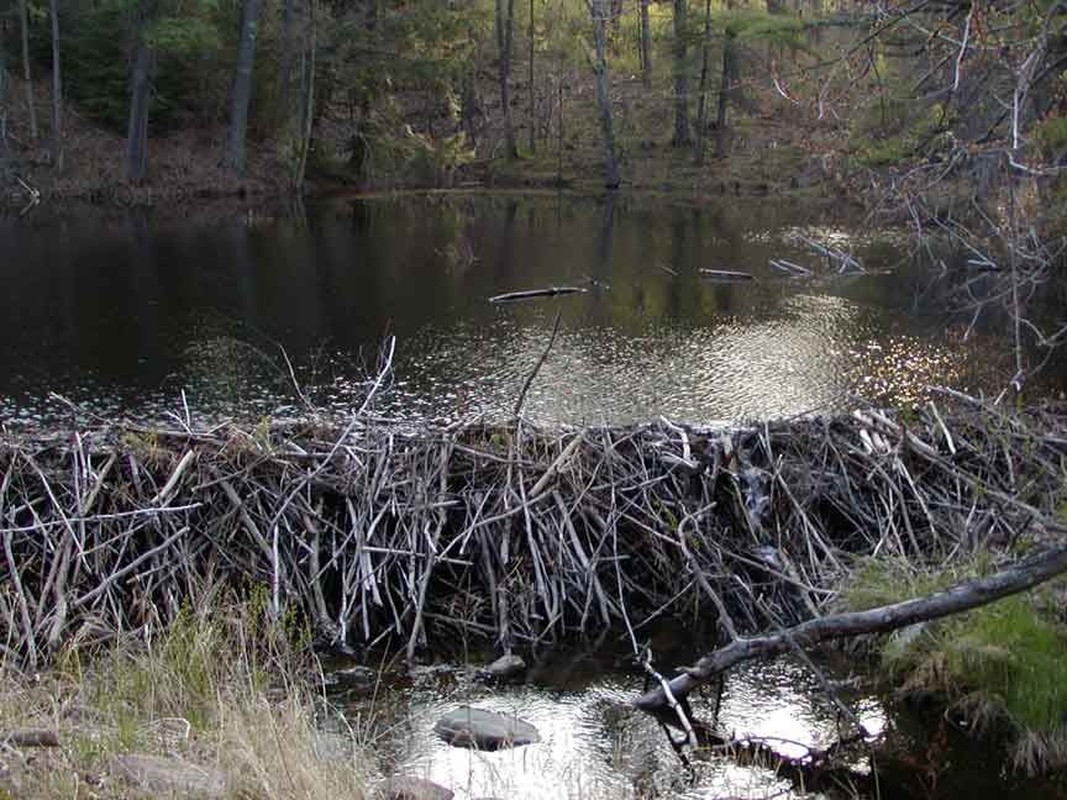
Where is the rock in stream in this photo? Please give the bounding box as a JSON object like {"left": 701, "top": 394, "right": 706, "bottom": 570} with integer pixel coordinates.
{"left": 434, "top": 706, "right": 540, "bottom": 750}
{"left": 477, "top": 653, "right": 526, "bottom": 682}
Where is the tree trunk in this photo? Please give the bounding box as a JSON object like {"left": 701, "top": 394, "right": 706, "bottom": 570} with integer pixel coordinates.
{"left": 0, "top": 33, "right": 10, "bottom": 171}
{"left": 527, "top": 0, "right": 535, "bottom": 154}
{"left": 589, "top": 0, "right": 620, "bottom": 187}
{"left": 694, "top": 0, "right": 712, "bottom": 164}
{"left": 714, "top": 27, "right": 736, "bottom": 158}
{"left": 555, "top": 60, "right": 564, "bottom": 184}
{"left": 49, "top": 0, "right": 62, "bottom": 167}
{"left": 495, "top": 0, "right": 517, "bottom": 159}
{"left": 223, "top": 0, "right": 263, "bottom": 174}
{"left": 671, "top": 0, "right": 690, "bottom": 146}
{"left": 125, "top": 1, "right": 155, "bottom": 183}
{"left": 292, "top": 0, "right": 316, "bottom": 192}
{"left": 280, "top": 0, "right": 294, "bottom": 117}
{"left": 18, "top": 0, "right": 37, "bottom": 140}
{"left": 635, "top": 542, "right": 1067, "bottom": 711}
{"left": 639, "top": 0, "right": 652, "bottom": 88}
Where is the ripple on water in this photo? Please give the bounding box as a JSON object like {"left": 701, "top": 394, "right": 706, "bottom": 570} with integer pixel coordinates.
{"left": 344, "top": 657, "right": 886, "bottom": 800}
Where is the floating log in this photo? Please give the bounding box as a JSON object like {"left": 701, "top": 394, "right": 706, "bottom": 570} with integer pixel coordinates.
{"left": 769, "top": 258, "right": 811, "bottom": 276}
{"left": 489, "top": 286, "right": 587, "bottom": 303}
{"left": 699, "top": 268, "right": 754, "bottom": 282}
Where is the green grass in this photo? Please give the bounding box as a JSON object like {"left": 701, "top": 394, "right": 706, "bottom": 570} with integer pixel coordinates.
{"left": 841, "top": 553, "right": 1067, "bottom": 771}
{"left": 935, "top": 595, "right": 1067, "bottom": 732}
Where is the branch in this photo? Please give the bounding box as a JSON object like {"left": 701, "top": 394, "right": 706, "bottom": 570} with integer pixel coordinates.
{"left": 635, "top": 540, "right": 1067, "bottom": 711}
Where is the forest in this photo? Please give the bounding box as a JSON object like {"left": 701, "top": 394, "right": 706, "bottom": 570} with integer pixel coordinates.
{"left": 1, "top": 2, "right": 1067, "bottom": 799}
{"left": 0, "top": 0, "right": 1061, "bottom": 208}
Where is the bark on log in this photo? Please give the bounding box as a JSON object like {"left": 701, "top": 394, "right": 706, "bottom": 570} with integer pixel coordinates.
{"left": 635, "top": 541, "right": 1067, "bottom": 711}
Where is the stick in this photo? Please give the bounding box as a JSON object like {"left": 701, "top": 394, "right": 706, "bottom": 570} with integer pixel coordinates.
{"left": 513, "top": 311, "right": 562, "bottom": 418}
{"left": 699, "top": 268, "right": 754, "bottom": 282}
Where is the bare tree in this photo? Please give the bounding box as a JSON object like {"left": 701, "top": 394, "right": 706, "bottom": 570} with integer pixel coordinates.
{"left": 527, "top": 0, "right": 535, "bottom": 154}
{"left": 694, "top": 0, "right": 712, "bottom": 163}
{"left": 0, "top": 28, "right": 10, "bottom": 171}
{"left": 495, "top": 0, "right": 518, "bottom": 159}
{"left": 639, "top": 0, "right": 652, "bottom": 88}
{"left": 223, "top": 0, "right": 263, "bottom": 174}
{"left": 671, "top": 0, "right": 690, "bottom": 146}
{"left": 589, "top": 0, "right": 620, "bottom": 187}
{"left": 292, "top": 0, "right": 316, "bottom": 192}
{"left": 714, "top": 26, "right": 736, "bottom": 158}
{"left": 48, "top": 0, "right": 62, "bottom": 167}
{"left": 48, "top": 0, "right": 62, "bottom": 166}
{"left": 18, "top": 0, "right": 36, "bottom": 140}
{"left": 280, "top": 0, "right": 295, "bottom": 116}
{"left": 125, "top": 0, "right": 155, "bottom": 182}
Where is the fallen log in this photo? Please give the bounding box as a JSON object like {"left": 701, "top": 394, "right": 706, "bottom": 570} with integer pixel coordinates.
{"left": 488, "top": 286, "right": 587, "bottom": 303}
{"left": 635, "top": 538, "right": 1067, "bottom": 711}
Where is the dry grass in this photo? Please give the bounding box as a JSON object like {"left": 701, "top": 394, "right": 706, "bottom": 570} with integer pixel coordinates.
{"left": 0, "top": 602, "right": 374, "bottom": 799}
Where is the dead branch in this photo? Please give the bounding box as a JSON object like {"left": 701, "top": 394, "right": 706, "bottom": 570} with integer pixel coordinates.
{"left": 635, "top": 539, "right": 1067, "bottom": 711}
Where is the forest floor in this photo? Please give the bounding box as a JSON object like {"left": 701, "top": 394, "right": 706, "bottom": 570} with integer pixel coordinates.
{"left": 0, "top": 54, "right": 869, "bottom": 211}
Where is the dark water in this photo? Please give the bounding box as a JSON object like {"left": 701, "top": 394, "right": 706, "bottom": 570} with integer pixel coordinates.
{"left": 0, "top": 192, "right": 1020, "bottom": 428}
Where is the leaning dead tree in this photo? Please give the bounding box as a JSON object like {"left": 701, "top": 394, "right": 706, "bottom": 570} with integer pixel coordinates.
{"left": 636, "top": 539, "right": 1067, "bottom": 711}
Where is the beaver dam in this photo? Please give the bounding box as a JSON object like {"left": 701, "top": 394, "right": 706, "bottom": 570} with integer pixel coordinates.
{"left": 3, "top": 394, "right": 1065, "bottom": 663}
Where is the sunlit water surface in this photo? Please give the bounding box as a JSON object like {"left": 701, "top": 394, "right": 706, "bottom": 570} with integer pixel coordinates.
{"left": 343, "top": 647, "right": 886, "bottom": 800}
{"left": 0, "top": 193, "right": 1016, "bottom": 428}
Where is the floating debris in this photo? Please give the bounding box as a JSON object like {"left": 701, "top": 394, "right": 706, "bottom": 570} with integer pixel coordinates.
{"left": 699, "top": 268, "right": 755, "bottom": 282}
{"left": 489, "top": 286, "right": 587, "bottom": 303}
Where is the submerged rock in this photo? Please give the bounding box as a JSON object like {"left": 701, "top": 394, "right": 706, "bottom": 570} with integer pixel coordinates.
{"left": 434, "top": 706, "right": 540, "bottom": 750}
{"left": 478, "top": 653, "right": 526, "bottom": 682}
{"left": 110, "top": 754, "right": 225, "bottom": 797}
{"left": 380, "top": 775, "right": 454, "bottom": 800}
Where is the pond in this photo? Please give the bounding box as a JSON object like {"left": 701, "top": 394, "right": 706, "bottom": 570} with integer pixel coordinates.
{"left": 0, "top": 192, "right": 1021, "bottom": 428}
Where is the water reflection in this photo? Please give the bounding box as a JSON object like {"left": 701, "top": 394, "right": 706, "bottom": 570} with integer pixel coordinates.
{"left": 346, "top": 654, "right": 886, "bottom": 800}
{"left": 0, "top": 194, "right": 1014, "bottom": 427}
